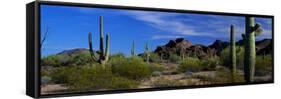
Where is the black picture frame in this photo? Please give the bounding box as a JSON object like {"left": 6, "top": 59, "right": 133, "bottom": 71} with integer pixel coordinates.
{"left": 26, "top": 0, "right": 274, "bottom": 98}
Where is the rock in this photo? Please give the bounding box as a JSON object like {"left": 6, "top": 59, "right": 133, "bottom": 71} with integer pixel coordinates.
{"left": 166, "top": 40, "right": 177, "bottom": 48}
{"left": 186, "top": 44, "right": 215, "bottom": 59}
{"left": 155, "top": 38, "right": 192, "bottom": 59}
{"left": 175, "top": 38, "right": 185, "bottom": 43}
{"left": 184, "top": 71, "right": 194, "bottom": 78}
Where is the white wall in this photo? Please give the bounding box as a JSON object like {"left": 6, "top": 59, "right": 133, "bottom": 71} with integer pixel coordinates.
{"left": 0, "top": 0, "right": 279, "bottom": 99}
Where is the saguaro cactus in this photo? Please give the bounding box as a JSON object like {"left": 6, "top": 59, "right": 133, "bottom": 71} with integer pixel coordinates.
{"left": 144, "top": 42, "right": 150, "bottom": 63}
{"left": 88, "top": 16, "right": 110, "bottom": 67}
{"left": 131, "top": 40, "right": 136, "bottom": 56}
{"left": 243, "top": 17, "right": 262, "bottom": 82}
{"left": 230, "top": 25, "right": 236, "bottom": 82}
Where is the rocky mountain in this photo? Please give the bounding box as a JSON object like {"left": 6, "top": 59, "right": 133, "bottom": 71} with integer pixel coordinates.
{"left": 154, "top": 38, "right": 272, "bottom": 59}
{"left": 154, "top": 38, "right": 192, "bottom": 59}
{"left": 208, "top": 40, "right": 229, "bottom": 55}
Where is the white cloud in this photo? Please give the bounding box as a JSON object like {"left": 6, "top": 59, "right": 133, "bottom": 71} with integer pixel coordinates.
{"left": 151, "top": 35, "right": 184, "bottom": 40}
{"left": 121, "top": 10, "right": 248, "bottom": 40}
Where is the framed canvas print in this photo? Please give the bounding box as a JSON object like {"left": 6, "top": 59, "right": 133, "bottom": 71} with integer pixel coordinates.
{"left": 26, "top": 0, "right": 274, "bottom": 98}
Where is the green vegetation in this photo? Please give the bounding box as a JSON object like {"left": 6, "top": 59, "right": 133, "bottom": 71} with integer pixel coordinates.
{"left": 220, "top": 46, "right": 244, "bottom": 69}
{"left": 177, "top": 57, "right": 202, "bottom": 72}
{"left": 41, "top": 55, "right": 66, "bottom": 67}
{"left": 255, "top": 55, "right": 272, "bottom": 76}
{"left": 111, "top": 57, "right": 152, "bottom": 80}
{"left": 177, "top": 57, "right": 218, "bottom": 73}
{"left": 201, "top": 57, "right": 219, "bottom": 71}
{"left": 149, "top": 52, "right": 162, "bottom": 63}
{"left": 168, "top": 53, "right": 182, "bottom": 63}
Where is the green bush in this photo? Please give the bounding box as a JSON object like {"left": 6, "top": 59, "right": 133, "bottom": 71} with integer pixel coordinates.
{"left": 149, "top": 53, "right": 162, "bottom": 63}
{"left": 68, "top": 51, "right": 92, "bottom": 65}
{"left": 168, "top": 53, "right": 181, "bottom": 63}
{"left": 213, "top": 67, "right": 244, "bottom": 83}
{"left": 48, "top": 64, "right": 139, "bottom": 91}
{"left": 49, "top": 66, "right": 78, "bottom": 84}
{"left": 111, "top": 57, "right": 152, "bottom": 80}
{"left": 41, "top": 55, "right": 66, "bottom": 67}
{"left": 109, "top": 53, "right": 126, "bottom": 65}
{"left": 109, "top": 76, "right": 139, "bottom": 89}
{"left": 201, "top": 57, "right": 219, "bottom": 71}
{"left": 220, "top": 46, "right": 244, "bottom": 69}
{"left": 255, "top": 55, "right": 272, "bottom": 76}
{"left": 177, "top": 57, "right": 202, "bottom": 72}
{"left": 148, "top": 63, "right": 165, "bottom": 72}
{"left": 41, "top": 51, "right": 93, "bottom": 67}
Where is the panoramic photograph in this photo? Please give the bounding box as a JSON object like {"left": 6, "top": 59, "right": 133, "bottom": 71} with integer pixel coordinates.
{"left": 40, "top": 5, "right": 273, "bottom": 95}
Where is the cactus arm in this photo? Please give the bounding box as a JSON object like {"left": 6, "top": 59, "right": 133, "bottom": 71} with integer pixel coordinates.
{"left": 105, "top": 33, "right": 110, "bottom": 62}
{"left": 230, "top": 25, "right": 236, "bottom": 82}
{"left": 88, "top": 32, "right": 98, "bottom": 62}
{"left": 242, "top": 34, "right": 245, "bottom": 39}
{"left": 253, "top": 23, "right": 263, "bottom": 36}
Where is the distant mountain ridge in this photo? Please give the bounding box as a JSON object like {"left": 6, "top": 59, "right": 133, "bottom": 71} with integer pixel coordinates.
{"left": 57, "top": 48, "right": 89, "bottom": 56}
{"left": 52, "top": 38, "right": 272, "bottom": 59}
{"left": 154, "top": 38, "right": 272, "bottom": 59}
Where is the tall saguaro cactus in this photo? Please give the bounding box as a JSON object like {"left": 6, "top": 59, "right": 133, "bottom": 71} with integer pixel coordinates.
{"left": 144, "top": 42, "right": 150, "bottom": 63}
{"left": 230, "top": 25, "right": 236, "bottom": 82}
{"left": 243, "top": 17, "right": 262, "bottom": 82}
{"left": 131, "top": 40, "right": 136, "bottom": 56}
{"left": 88, "top": 16, "right": 110, "bottom": 67}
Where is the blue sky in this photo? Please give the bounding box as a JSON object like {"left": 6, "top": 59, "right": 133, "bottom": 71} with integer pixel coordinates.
{"left": 40, "top": 5, "right": 272, "bottom": 56}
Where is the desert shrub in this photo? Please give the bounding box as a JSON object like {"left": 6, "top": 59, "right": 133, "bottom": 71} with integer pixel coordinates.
{"left": 111, "top": 57, "right": 152, "bottom": 80}
{"left": 220, "top": 46, "right": 244, "bottom": 69}
{"left": 210, "top": 67, "right": 244, "bottom": 84}
{"left": 255, "top": 55, "right": 272, "bottom": 76}
{"left": 201, "top": 57, "right": 219, "bottom": 71}
{"left": 48, "top": 64, "right": 139, "bottom": 90}
{"left": 149, "top": 53, "right": 162, "bottom": 63}
{"left": 41, "top": 55, "right": 65, "bottom": 67}
{"left": 109, "top": 53, "right": 126, "bottom": 65}
{"left": 109, "top": 76, "right": 139, "bottom": 89}
{"left": 68, "top": 51, "right": 92, "bottom": 65}
{"left": 41, "top": 51, "right": 94, "bottom": 67}
{"left": 49, "top": 66, "right": 78, "bottom": 84}
{"left": 177, "top": 57, "right": 202, "bottom": 72}
{"left": 148, "top": 63, "right": 165, "bottom": 72}
{"left": 168, "top": 53, "right": 181, "bottom": 63}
